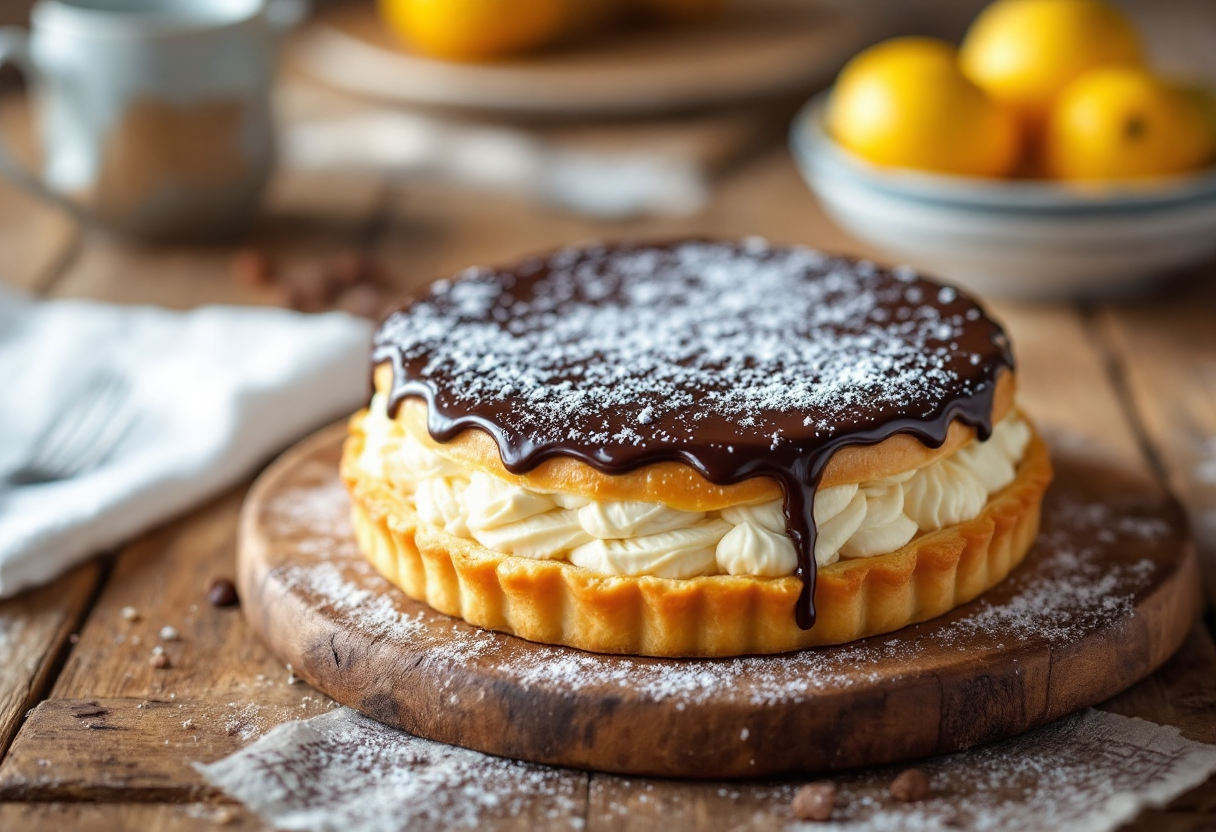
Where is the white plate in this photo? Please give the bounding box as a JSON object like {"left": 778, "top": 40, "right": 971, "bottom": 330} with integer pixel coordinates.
{"left": 291, "top": 0, "right": 876, "bottom": 117}
{"left": 790, "top": 95, "right": 1216, "bottom": 299}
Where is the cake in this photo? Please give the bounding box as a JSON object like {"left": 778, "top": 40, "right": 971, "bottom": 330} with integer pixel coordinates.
{"left": 341, "top": 239, "right": 1052, "bottom": 657}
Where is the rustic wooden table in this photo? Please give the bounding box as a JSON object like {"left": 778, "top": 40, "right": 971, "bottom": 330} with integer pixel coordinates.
{"left": 0, "top": 80, "right": 1215, "bottom": 830}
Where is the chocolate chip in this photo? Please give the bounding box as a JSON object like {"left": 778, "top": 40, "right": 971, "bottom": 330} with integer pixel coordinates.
{"left": 150, "top": 653, "right": 171, "bottom": 669}
{"left": 230, "top": 248, "right": 274, "bottom": 286}
{"left": 207, "top": 577, "right": 239, "bottom": 608}
{"left": 889, "top": 768, "right": 930, "bottom": 802}
{"left": 792, "top": 782, "right": 836, "bottom": 821}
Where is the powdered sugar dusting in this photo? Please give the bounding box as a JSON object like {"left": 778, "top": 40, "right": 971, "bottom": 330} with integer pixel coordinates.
{"left": 198, "top": 708, "right": 586, "bottom": 832}
{"left": 375, "top": 240, "right": 1007, "bottom": 449}
{"left": 200, "top": 708, "right": 1216, "bottom": 832}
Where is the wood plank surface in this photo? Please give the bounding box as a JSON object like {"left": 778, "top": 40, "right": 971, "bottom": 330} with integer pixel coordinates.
{"left": 0, "top": 488, "right": 335, "bottom": 802}
{"left": 48, "top": 489, "right": 322, "bottom": 705}
{"left": 0, "top": 802, "right": 263, "bottom": 831}
{"left": 0, "top": 564, "right": 101, "bottom": 760}
{"left": 1096, "top": 268, "right": 1216, "bottom": 607}
{"left": 0, "top": 697, "right": 253, "bottom": 801}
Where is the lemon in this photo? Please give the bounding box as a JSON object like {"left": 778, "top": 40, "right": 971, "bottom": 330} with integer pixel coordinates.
{"left": 826, "top": 37, "right": 1021, "bottom": 177}
{"left": 960, "top": 0, "right": 1143, "bottom": 128}
{"left": 379, "top": 0, "right": 567, "bottom": 61}
{"left": 1181, "top": 84, "right": 1216, "bottom": 143}
{"left": 1045, "top": 67, "right": 1215, "bottom": 179}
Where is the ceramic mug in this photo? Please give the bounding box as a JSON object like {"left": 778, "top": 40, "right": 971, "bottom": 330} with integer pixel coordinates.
{"left": 0, "top": 0, "right": 301, "bottom": 241}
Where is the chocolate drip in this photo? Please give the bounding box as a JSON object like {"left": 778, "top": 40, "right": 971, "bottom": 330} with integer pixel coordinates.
{"left": 373, "top": 241, "right": 1013, "bottom": 630}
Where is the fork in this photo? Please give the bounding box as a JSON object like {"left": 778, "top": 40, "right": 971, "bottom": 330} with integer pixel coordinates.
{"left": 4, "top": 372, "right": 135, "bottom": 487}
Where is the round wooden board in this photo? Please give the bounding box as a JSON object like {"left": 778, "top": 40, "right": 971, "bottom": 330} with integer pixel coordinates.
{"left": 238, "top": 423, "right": 1199, "bottom": 778}
{"left": 290, "top": 0, "right": 876, "bottom": 117}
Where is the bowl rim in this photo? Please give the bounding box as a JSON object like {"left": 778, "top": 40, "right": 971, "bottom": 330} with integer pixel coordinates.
{"left": 791, "top": 94, "right": 1216, "bottom": 216}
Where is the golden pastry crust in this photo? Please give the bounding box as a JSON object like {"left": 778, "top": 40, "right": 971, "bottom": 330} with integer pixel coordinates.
{"left": 374, "top": 363, "right": 1018, "bottom": 511}
{"left": 341, "top": 417, "right": 1053, "bottom": 657}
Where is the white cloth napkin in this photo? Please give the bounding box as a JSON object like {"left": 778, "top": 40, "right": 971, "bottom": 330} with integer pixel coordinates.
{"left": 0, "top": 287, "right": 372, "bottom": 597}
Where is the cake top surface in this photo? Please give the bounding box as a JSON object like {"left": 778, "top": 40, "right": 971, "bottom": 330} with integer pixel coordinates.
{"left": 372, "top": 238, "right": 1014, "bottom": 629}
{"left": 373, "top": 238, "right": 1011, "bottom": 472}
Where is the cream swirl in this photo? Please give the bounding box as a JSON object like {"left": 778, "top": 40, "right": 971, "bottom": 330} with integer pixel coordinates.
{"left": 357, "top": 395, "right": 1031, "bottom": 578}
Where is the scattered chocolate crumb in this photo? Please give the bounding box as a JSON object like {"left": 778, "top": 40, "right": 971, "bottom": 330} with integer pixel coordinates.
{"left": 207, "top": 577, "right": 240, "bottom": 608}
{"left": 150, "top": 653, "right": 171, "bottom": 669}
{"left": 792, "top": 782, "right": 836, "bottom": 821}
{"left": 286, "top": 250, "right": 390, "bottom": 314}
{"left": 230, "top": 248, "right": 274, "bottom": 286}
{"left": 120, "top": 606, "right": 140, "bottom": 622}
{"left": 336, "top": 283, "right": 386, "bottom": 319}
{"left": 159, "top": 625, "right": 180, "bottom": 642}
{"left": 890, "top": 768, "right": 931, "bottom": 802}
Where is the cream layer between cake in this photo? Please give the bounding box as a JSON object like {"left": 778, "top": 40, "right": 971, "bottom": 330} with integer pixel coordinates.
{"left": 355, "top": 394, "right": 1032, "bottom": 580}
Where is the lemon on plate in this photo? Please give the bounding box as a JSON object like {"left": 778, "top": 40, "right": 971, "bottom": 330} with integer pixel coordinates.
{"left": 1044, "top": 67, "right": 1215, "bottom": 180}
{"left": 960, "top": 0, "right": 1143, "bottom": 128}
{"left": 379, "top": 0, "right": 567, "bottom": 61}
{"left": 826, "top": 37, "right": 1021, "bottom": 177}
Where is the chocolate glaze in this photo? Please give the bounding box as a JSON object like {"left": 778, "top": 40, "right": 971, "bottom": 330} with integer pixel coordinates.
{"left": 373, "top": 240, "right": 1013, "bottom": 629}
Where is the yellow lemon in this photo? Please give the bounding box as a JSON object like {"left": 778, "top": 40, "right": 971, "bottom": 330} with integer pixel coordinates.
{"left": 826, "top": 37, "right": 1021, "bottom": 177}
{"left": 960, "top": 0, "right": 1143, "bottom": 128}
{"left": 1181, "top": 84, "right": 1216, "bottom": 143}
{"left": 1045, "top": 67, "right": 1215, "bottom": 179}
{"left": 379, "top": 0, "right": 567, "bottom": 61}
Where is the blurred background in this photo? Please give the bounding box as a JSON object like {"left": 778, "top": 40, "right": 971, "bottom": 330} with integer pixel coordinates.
{"left": 0, "top": 0, "right": 1210, "bottom": 312}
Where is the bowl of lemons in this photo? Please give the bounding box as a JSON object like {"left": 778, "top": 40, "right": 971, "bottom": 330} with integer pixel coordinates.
{"left": 791, "top": 0, "right": 1216, "bottom": 299}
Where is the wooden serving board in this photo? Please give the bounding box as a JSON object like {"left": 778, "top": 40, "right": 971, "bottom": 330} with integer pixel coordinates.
{"left": 290, "top": 0, "right": 877, "bottom": 117}
{"left": 238, "top": 423, "right": 1199, "bottom": 778}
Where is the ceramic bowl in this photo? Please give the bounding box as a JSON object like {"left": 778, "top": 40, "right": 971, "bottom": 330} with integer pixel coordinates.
{"left": 790, "top": 96, "right": 1216, "bottom": 299}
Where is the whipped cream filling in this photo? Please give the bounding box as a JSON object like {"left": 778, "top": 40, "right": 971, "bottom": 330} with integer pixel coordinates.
{"left": 357, "top": 395, "right": 1031, "bottom": 579}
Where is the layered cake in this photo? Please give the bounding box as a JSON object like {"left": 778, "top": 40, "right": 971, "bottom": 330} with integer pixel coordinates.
{"left": 342, "top": 239, "right": 1052, "bottom": 656}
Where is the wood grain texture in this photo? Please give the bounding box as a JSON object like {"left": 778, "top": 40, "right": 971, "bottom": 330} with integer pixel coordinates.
{"left": 0, "top": 697, "right": 251, "bottom": 801}
{"left": 238, "top": 424, "right": 1198, "bottom": 778}
{"left": 0, "top": 564, "right": 100, "bottom": 760}
{"left": 50, "top": 487, "right": 332, "bottom": 712}
{"left": 1096, "top": 269, "right": 1216, "bottom": 607}
{"left": 0, "top": 802, "right": 264, "bottom": 831}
